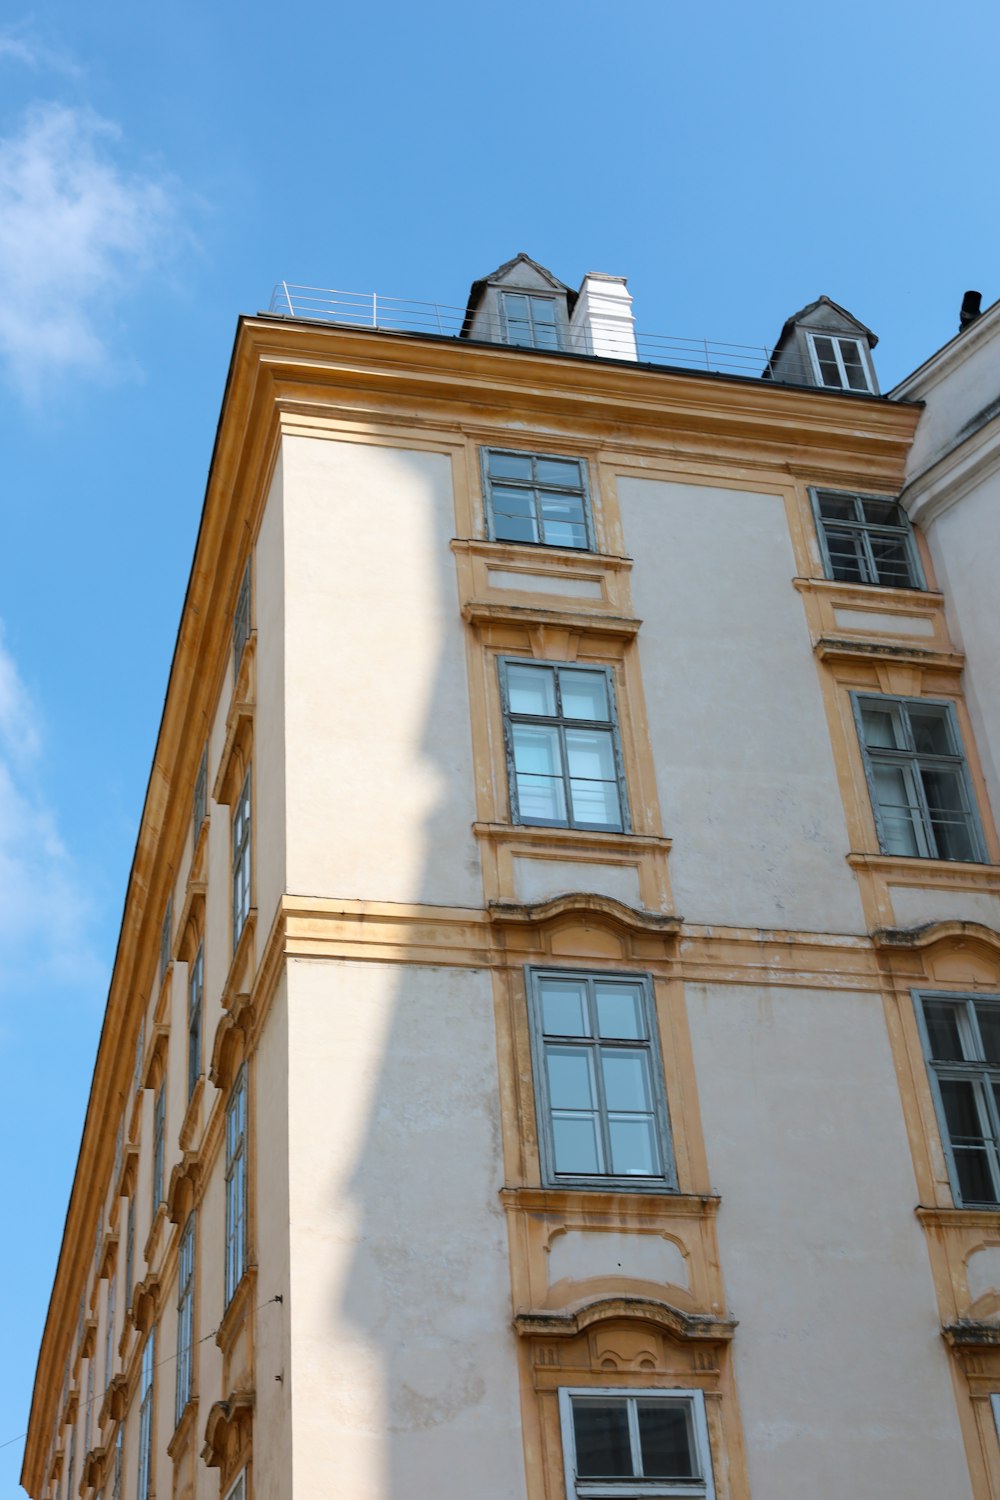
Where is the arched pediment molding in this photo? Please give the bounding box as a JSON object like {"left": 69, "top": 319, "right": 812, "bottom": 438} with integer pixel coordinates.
{"left": 490, "top": 894, "right": 681, "bottom": 962}
{"left": 513, "top": 1294, "right": 736, "bottom": 1345}
{"left": 80, "top": 1444, "right": 108, "bottom": 1494}
{"left": 176, "top": 882, "right": 207, "bottom": 966}
{"left": 141, "top": 1023, "right": 170, "bottom": 1091}
{"left": 201, "top": 1389, "right": 254, "bottom": 1477}
{"left": 209, "top": 996, "right": 252, "bottom": 1092}
{"left": 97, "top": 1373, "right": 127, "bottom": 1427}
{"left": 131, "top": 1271, "right": 161, "bottom": 1336}
{"left": 874, "top": 920, "right": 1000, "bottom": 987}
{"left": 167, "top": 1150, "right": 203, "bottom": 1227}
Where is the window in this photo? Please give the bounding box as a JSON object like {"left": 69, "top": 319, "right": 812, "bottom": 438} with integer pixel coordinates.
{"left": 811, "top": 489, "right": 923, "bottom": 589}
{"left": 528, "top": 970, "right": 675, "bottom": 1189}
{"left": 111, "top": 1424, "right": 122, "bottom": 1500}
{"left": 225, "top": 1066, "right": 248, "bottom": 1305}
{"left": 193, "top": 746, "right": 208, "bottom": 844}
{"left": 233, "top": 560, "right": 251, "bottom": 676}
{"left": 84, "top": 1352, "right": 94, "bottom": 1453}
{"left": 160, "top": 897, "right": 172, "bottom": 985}
{"left": 136, "top": 1329, "right": 155, "bottom": 1500}
{"left": 65, "top": 1424, "right": 75, "bottom": 1500}
{"left": 853, "top": 695, "right": 986, "bottom": 862}
{"left": 806, "top": 332, "right": 873, "bottom": 392}
{"left": 232, "top": 767, "right": 252, "bottom": 950}
{"left": 133, "top": 1017, "right": 145, "bottom": 1098}
{"left": 500, "top": 660, "right": 628, "bottom": 831}
{"left": 225, "top": 1473, "right": 247, "bottom": 1500}
{"left": 501, "top": 291, "right": 560, "bottom": 350}
{"left": 188, "top": 944, "right": 203, "bottom": 1100}
{"left": 559, "top": 1389, "right": 715, "bottom": 1499}
{"left": 103, "top": 1277, "right": 116, "bottom": 1391}
{"left": 175, "top": 1214, "right": 195, "bottom": 1426}
{"left": 152, "top": 1082, "right": 165, "bottom": 1217}
{"left": 124, "top": 1197, "right": 135, "bottom": 1310}
{"left": 483, "top": 449, "right": 591, "bottom": 549}
{"left": 916, "top": 992, "right": 1000, "bottom": 1206}
{"left": 113, "top": 1118, "right": 123, "bottom": 1185}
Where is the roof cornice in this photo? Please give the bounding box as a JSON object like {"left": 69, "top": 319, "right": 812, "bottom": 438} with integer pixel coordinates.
{"left": 891, "top": 296, "right": 1000, "bottom": 399}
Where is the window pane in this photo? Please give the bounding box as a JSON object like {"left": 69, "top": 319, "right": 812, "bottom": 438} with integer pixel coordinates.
{"left": 512, "top": 724, "right": 566, "bottom": 822}
{"left": 861, "top": 497, "right": 905, "bottom": 526}
{"left": 491, "top": 485, "right": 538, "bottom": 545}
{"left": 560, "top": 670, "right": 610, "bottom": 721}
{"left": 573, "top": 1402, "right": 634, "bottom": 1478}
{"left": 540, "top": 979, "right": 591, "bottom": 1037}
{"left": 871, "top": 765, "right": 922, "bottom": 855}
{"left": 812, "top": 336, "right": 842, "bottom": 386}
{"left": 552, "top": 1114, "right": 603, "bottom": 1174}
{"left": 921, "top": 767, "right": 976, "bottom": 861}
{"left": 531, "top": 298, "right": 558, "bottom": 327}
{"left": 861, "top": 705, "right": 905, "bottom": 749}
{"left": 818, "top": 492, "right": 858, "bottom": 521}
{"left": 923, "top": 1000, "right": 966, "bottom": 1061}
{"left": 976, "top": 1004, "right": 1000, "bottom": 1064}
{"left": 840, "top": 339, "right": 869, "bottom": 390}
{"left": 488, "top": 451, "right": 533, "bottom": 482}
{"left": 507, "top": 664, "right": 556, "bottom": 717}
{"left": 824, "top": 527, "right": 867, "bottom": 582}
{"left": 609, "top": 1115, "right": 660, "bottom": 1176}
{"left": 940, "top": 1077, "right": 990, "bottom": 1148}
{"left": 602, "top": 1048, "right": 654, "bottom": 1112}
{"left": 566, "top": 725, "right": 622, "bottom": 826}
{"left": 594, "top": 983, "right": 646, "bottom": 1040}
{"left": 539, "top": 492, "right": 587, "bottom": 549}
{"left": 546, "top": 1046, "right": 597, "bottom": 1111}
{"left": 535, "top": 457, "right": 582, "bottom": 488}
{"left": 637, "top": 1402, "right": 697, "bottom": 1479}
{"left": 868, "top": 533, "right": 914, "bottom": 587}
{"left": 909, "top": 707, "right": 954, "bottom": 757}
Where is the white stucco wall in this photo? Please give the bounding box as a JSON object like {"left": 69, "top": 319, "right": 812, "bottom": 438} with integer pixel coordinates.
{"left": 254, "top": 460, "right": 287, "bottom": 938}
{"left": 286, "top": 957, "right": 526, "bottom": 1500}
{"left": 687, "top": 982, "right": 970, "bottom": 1498}
{"left": 617, "top": 479, "right": 865, "bottom": 933}
{"left": 281, "top": 436, "right": 482, "bottom": 907}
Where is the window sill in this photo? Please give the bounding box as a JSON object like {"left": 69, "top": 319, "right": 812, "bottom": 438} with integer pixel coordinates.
{"left": 848, "top": 852, "right": 999, "bottom": 883}
{"left": 167, "top": 1396, "right": 198, "bottom": 1460}
{"left": 916, "top": 1204, "right": 1000, "bottom": 1229}
{"left": 475, "top": 822, "right": 669, "bottom": 853}
{"left": 216, "top": 1264, "right": 256, "bottom": 1357}
{"left": 794, "top": 576, "right": 941, "bottom": 607}
{"left": 501, "top": 1185, "right": 719, "bottom": 1218}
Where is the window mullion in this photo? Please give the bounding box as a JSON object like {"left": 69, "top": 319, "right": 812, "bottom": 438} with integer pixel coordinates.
{"left": 860, "top": 528, "right": 879, "bottom": 585}
{"left": 626, "top": 1397, "right": 643, "bottom": 1478}
{"left": 910, "top": 755, "right": 940, "bottom": 857}
{"left": 832, "top": 339, "right": 848, "bottom": 387}
{"left": 559, "top": 723, "right": 575, "bottom": 828}
{"left": 587, "top": 983, "right": 613, "bottom": 1176}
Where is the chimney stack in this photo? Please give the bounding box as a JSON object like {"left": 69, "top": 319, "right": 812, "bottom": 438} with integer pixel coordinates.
{"left": 959, "top": 290, "right": 983, "bottom": 331}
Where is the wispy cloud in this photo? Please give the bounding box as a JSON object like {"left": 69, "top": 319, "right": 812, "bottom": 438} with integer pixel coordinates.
{"left": 0, "top": 101, "right": 182, "bottom": 394}
{"left": 0, "top": 21, "right": 83, "bottom": 78}
{"left": 0, "top": 625, "right": 104, "bottom": 1001}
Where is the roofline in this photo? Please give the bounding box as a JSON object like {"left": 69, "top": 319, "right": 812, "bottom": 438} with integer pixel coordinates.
{"left": 890, "top": 294, "right": 1000, "bottom": 398}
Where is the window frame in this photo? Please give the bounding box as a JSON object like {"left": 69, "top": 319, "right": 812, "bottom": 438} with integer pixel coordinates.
{"left": 175, "top": 1213, "right": 195, "bottom": 1427}
{"left": 498, "top": 658, "right": 631, "bottom": 833}
{"left": 152, "top": 1081, "right": 166, "bottom": 1217}
{"left": 233, "top": 560, "right": 251, "bottom": 677}
{"left": 851, "top": 692, "right": 987, "bottom": 863}
{"left": 224, "top": 1065, "right": 248, "bottom": 1307}
{"left": 527, "top": 968, "right": 676, "bottom": 1192}
{"left": 193, "top": 746, "right": 208, "bottom": 844}
{"left": 124, "top": 1195, "right": 135, "bottom": 1311}
{"left": 481, "top": 446, "right": 595, "bottom": 552}
{"left": 805, "top": 331, "right": 874, "bottom": 392}
{"left": 225, "top": 1471, "right": 247, "bottom": 1500}
{"left": 160, "top": 897, "right": 172, "bottom": 985}
{"left": 809, "top": 487, "right": 925, "bottom": 590}
{"left": 232, "top": 766, "right": 252, "bottom": 951}
{"left": 136, "top": 1328, "right": 155, "bottom": 1500}
{"left": 558, "top": 1386, "right": 716, "bottom": 1500}
{"left": 500, "top": 290, "right": 562, "bottom": 351}
{"left": 914, "top": 990, "right": 1000, "bottom": 1207}
{"left": 188, "top": 943, "right": 204, "bottom": 1100}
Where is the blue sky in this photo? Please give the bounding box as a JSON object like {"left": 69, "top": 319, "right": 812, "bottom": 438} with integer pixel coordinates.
{"left": 0, "top": 0, "right": 997, "bottom": 1486}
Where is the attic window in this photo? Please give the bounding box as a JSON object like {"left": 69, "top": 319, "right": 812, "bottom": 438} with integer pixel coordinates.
{"left": 501, "top": 292, "right": 561, "bottom": 351}
{"left": 807, "top": 333, "right": 873, "bottom": 392}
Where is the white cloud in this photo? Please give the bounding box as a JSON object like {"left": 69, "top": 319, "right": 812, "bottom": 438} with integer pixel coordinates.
{"left": 0, "top": 21, "right": 83, "bottom": 78}
{"left": 0, "top": 101, "right": 180, "bottom": 393}
{"left": 0, "top": 625, "right": 104, "bottom": 998}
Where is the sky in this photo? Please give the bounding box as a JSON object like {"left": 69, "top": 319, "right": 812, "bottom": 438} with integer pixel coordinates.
{"left": 0, "top": 0, "right": 998, "bottom": 1488}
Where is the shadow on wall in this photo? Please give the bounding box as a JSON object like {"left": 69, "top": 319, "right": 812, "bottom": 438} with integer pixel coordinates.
{"left": 284, "top": 441, "right": 528, "bottom": 1500}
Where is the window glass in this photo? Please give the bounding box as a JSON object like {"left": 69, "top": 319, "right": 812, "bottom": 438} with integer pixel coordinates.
{"left": 573, "top": 1400, "right": 633, "bottom": 1478}
{"left": 484, "top": 449, "right": 590, "bottom": 549}
{"left": 594, "top": 982, "right": 646, "bottom": 1040}
{"left": 813, "top": 489, "right": 921, "bottom": 588}
{"left": 919, "top": 994, "right": 1000, "bottom": 1206}
{"left": 637, "top": 1401, "right": 697, "bottom": 1478}
{"left": 507, "top": 663, "right": 556, "bottom": 717}
{"left": 976, "top": 1004, "right": 1000, "bottom": 1065}
{"left": 840, "top": 338, "right": 869, "bottom": 390}
{"left": 540, "top": 979, "right": 590, "bottom": 1037}
{"left": 922, "top": 1000, "right": 965, "bottom": 1061}
{"left": 563, "top": 1391, "right": 712, "bottom": 1498}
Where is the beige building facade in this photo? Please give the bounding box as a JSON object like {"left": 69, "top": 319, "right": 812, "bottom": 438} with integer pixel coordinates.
{"left": 22, "top": 262, "right": 1000, "bottom": 1500}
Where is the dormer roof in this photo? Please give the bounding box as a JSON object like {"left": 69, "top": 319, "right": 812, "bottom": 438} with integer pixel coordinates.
{"left": 461, "top": 253, "right": 571, "bottom": 337}
{"left": 770, "top": 295, "right": 879, "bottom": 358}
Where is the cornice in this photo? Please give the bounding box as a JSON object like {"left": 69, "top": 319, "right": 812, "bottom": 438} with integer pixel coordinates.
{"left": 513, "top": 1294, "right": 736, "bottom": 1344}
{"left": 900, "top": 408, "right": 1000, "bottom": 529}
{"left": 891, "top": 298, "right": 1000, "bottom": 399}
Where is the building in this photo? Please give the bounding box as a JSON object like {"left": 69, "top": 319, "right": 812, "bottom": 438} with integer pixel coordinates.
{"left": 20, "top": 257, "right": 1000, "bottom": 1500}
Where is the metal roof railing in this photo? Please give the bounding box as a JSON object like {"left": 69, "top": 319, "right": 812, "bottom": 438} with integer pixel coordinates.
{"left": 266, "top": 281, "right": 775, "bottom": 379}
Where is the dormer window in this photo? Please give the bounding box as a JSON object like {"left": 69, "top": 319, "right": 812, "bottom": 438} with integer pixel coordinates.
{"left": 807, "top": 333, "right": 873, "bottom": 392}
{"left": 501, "top": 292, "right": 561, "bottom": 350}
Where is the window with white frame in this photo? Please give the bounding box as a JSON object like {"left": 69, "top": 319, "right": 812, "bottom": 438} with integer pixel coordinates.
{"left": 500, "top": 660, "right": 628, "bottom": 831}
{"left": 528, "top": 970, "right": 675, "bottom": 1190}
{"left": 853, "top": 694, "right": 986, "bottom": 862}
{"left": 916, "top": 992, "right": 1000, "bottom": 1206}
{"left": 152, "top": 1081, "right": 165, "bottom": 1217}
{"left": 136, "top": 1329, "right": 155, "bottom": 1500}
{"left": 188, "top": 943, "right": 203, "bottom": 1100}
{"left": 806, "top": 332, "right": 873, "bottom": 391}
{"left": 193, "top": 746, "right": 208, "bottom": 844}
{"left": 501, "top": 291, "right": 561, "bottom": 350}
{"left": 225, "top": 1066, "right": 248, "bottom": 1306}
{"left": 232, "top": 767, "right": 252, "bottom": 950}
{"left": 811, "top": 489, "right": 924, "bottom": 589}
{"left": 233, "top": 560, "right": 251, "bottom": 676}
{"left": 111, "top": 1423, "right": 123, "bottom": 1500}
{"left": 175, "top": 1214, "right": 195, "bottom": 1426}
{"left": 559, "top": 1388, "right": 716, "bottom": 1499}
{"left": 483, "top": 449, "right": 592, "bottom": 549}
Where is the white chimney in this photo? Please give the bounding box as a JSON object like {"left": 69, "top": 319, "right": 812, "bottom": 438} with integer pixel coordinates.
{"left": 568, "top": 273, "right": 638, "bottom": 361}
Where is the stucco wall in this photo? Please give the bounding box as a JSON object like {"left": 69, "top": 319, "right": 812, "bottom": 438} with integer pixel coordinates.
{"left": 686, "top": 981, "right": 971, "bottom": 1498}
{"left": 286, "top": 957, "right": 526, "bottom": 1500}
{"left": 617, "top": 478, "right": 865, "bottom": 933}
{"left": 281, "top": 436, "right": 482, "bottom": 908}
